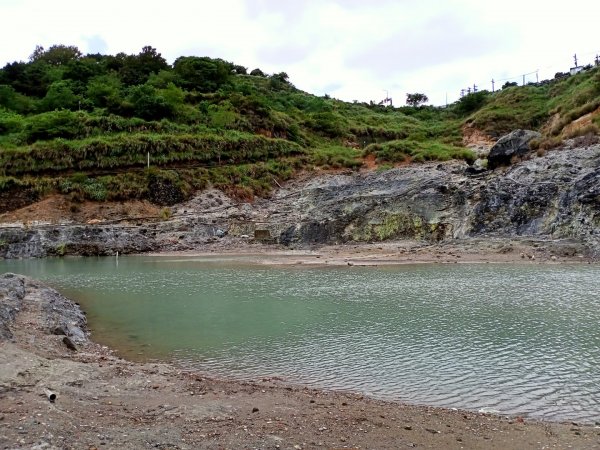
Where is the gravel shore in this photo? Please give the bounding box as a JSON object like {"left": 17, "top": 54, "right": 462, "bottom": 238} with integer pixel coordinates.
{"left": 1, "top": 273, "right": 599, "bottom": 449}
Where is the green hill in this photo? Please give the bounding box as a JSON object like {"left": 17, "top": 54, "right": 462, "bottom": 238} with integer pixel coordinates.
{"left": 1, "top": 45, "right": 599, "bottom": 208}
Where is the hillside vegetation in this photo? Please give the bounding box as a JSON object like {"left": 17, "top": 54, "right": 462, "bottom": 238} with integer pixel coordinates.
{"left": 1, "top": 45, "right": 599, "bottom": 209}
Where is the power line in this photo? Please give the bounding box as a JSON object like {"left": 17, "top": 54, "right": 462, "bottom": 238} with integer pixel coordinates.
{"left": 456, "top": 50, "right": 599, "bottom": 102}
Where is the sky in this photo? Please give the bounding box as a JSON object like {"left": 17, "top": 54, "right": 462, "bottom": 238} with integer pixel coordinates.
{"left": 1, "top": 0, "right": 599, "bottom": 105}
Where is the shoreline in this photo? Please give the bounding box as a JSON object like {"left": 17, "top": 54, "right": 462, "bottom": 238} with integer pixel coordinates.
{"left": 145, "top": 238, "right": 597, "bottom": 266}
{"left": 1, "top": 274, "right": 599, "bottom": 449}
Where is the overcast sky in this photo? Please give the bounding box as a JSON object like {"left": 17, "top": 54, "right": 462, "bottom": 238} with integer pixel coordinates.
{"left": 1, "top": 0, "right": 599, "bottom": 105}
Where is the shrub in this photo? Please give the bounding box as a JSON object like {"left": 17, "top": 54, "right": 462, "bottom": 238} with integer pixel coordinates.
{"left": 81, "top": 178, "right": 107, "bottom": 201}
{"left": 127, "top": 84, "right": 175, "bottom": 120}
{"left": 307, "top": 111, "right": 347, "bottom": 137}
{"left": 564, "top": 124, "right": 599, "bottom": 140}
{"left": 23, "top": 110, "right": 82, "bottom": 142}
{"left": 159, "top": 207, "right": 172, "bottom": 220}
{"left": 40, "top": 81, "right": 79, "bottom": 111}
{"left": 0, "top": 108, "right": 24, "bottom": 134}
{"left": 455, "top": 91, "right": 490, "bottom": 115}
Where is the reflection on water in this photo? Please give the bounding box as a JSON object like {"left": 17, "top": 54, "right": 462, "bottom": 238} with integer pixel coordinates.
{"left": 2, "top": 256, "right": 600, "bottom": 422}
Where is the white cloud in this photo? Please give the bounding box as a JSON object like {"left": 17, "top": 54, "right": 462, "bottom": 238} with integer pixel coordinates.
{"left": 1, "top": 0, "right": 599, "bottom": 105}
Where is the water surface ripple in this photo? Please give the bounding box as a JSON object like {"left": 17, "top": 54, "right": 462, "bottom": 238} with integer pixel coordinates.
{"left": 1, "top": 256, "right": 599, "bottom": 422}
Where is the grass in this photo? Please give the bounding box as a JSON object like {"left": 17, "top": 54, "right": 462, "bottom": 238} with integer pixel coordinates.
{"left": 310, "top": 145, "right": 362, "bottom": 169}
{"left": 364, "top": 140, "right": 476, "bottom": 164}
{"left": 2, "top": 58, "right": 599, "bottom": 206}
{"left": 467, "top": 66, "right": 600, "bottom": 140}
{"left": 467, "top": 85, "right": 549, "bottom": 136}
{"left": 0, "top": 131, "right": 304, "bottom": 175}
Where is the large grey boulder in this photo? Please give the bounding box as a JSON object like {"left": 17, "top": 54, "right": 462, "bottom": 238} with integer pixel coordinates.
{"left": 488, "top": 129, "right": 541, "bottom": 170}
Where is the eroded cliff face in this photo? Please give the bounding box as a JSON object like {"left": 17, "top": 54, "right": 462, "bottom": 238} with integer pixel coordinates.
{"left": 1, "top": 143, "right": 598, "bottom": 259}
{"left": 271, "top": 144, "right": 599, "bottom": 255}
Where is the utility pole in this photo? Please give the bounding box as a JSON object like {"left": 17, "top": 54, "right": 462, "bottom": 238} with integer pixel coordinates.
{"left": 491, "top": 79, "right": 495, "bottom": 93}
{"left": 473, "top": 84, "right": 478, "bottom": 93}
{"left": 574, "top": 53, "right": 578, "bottom": 67}
{"left": 522, "top": 74, "right": 525, "bottom": 86}
{"left": 595, "top": 54, "right": 599, "bottom": 66}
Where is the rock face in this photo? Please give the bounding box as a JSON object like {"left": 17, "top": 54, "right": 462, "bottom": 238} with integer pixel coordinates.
{"left": 273, "top": 145, "right": 599, "bottom": 257}
{"left": 0, "top": 273, "right": 87, "bottom": 343}
{"left": 487, "top": 129, "right": 541, "bottom": 170}
{"left": 0, "top": 218, "right": 225, "bottom": 259}
{"left": 1, "top": 142, "right": 599, "bottom": 259}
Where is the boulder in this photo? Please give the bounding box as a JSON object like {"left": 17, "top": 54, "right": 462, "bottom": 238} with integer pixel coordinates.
{"left": 487, "top": 129, "right": 541, "bottom": 169}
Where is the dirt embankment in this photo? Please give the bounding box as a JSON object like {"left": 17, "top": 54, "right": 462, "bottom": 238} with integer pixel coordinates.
{"left": 1, "top": 273, "right": 599, "bottom": 449}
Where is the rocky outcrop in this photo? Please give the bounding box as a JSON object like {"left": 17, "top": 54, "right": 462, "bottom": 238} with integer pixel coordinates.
{"left": 487, "top": 129, "right": 541, "bottom": 169}
{"left": 0, "top": 218, "right": 226, "bottom": 259}
{"left": 1, "top": 142, "right": 599, "bottom": 259}
{"left": 274, "top": 149, "right": 598, "bottom": 256}
{"left": 0, "top": 273, "right": 87, "bottom": 343}
{"left": 269, "top": 143, "right": 599, "bottom": 256}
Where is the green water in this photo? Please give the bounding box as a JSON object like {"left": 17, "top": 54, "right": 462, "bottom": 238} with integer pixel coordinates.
{"left": 2, "top": 256, "right": 600, "bottom": 422}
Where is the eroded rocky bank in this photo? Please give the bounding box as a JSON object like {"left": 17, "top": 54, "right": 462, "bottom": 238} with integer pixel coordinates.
{"left": 1, "top": 273, "right": 599, "bottom": 449}
{"left": 1, "top": 141, "right": 599, "bottom": 260}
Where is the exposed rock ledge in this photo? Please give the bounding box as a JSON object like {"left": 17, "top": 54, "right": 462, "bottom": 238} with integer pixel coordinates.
{"left": 1, "top": 273, "right": 599, "bottom": 449}
{"left": 1, "top": 142, "right": 599, "bottom": 260}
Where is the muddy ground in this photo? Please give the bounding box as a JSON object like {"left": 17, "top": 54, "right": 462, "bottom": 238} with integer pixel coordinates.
{"left": 1, "top": 274, "right": 599, "bottom": 450}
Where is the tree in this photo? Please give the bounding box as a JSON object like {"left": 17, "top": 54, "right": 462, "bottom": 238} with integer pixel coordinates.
{"left": 271, "top": 72, "right": 290, "bottom": 83}
{"left": 63, "top": 57, "right": 104, "bottom": 84}
{"left": 173, "top": 56, "right": 233, "bottom": 92}
{"left": 126, "top": 83, "right": 184, "bottom": 120}
{"left": 29, "top": 45, "right": 82, "bottom": 66}
{"left": 0, "top": 85, "right": 36, "bottom": 113}
{"left": 0, "top": 60, "right": 51, "bottom": 97}
{"left": 40, "top": 80, "right": 79, "bottom": 111}
{"left": 406, "top": 93, "right": 428, "bottom": 107}
{"left": 250, "top": 68, "right": 266, "bottom": 77}
{"left": 119, "top": 46, "right": 168, "bottom": 86}
{"left": 86, "top": 74, "right": 122, "bottom": 108}
{"left": 269, "top": 72, "right": 292, "bottom": 91}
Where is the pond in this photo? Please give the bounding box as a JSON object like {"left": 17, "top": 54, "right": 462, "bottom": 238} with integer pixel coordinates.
{"left": 2, "top": 255, "right": 600, "bottom": 422}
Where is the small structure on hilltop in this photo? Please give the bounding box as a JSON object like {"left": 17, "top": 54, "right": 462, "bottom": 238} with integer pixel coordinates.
{"left": 570, "top": 53, "right": 583, "bottom": 76}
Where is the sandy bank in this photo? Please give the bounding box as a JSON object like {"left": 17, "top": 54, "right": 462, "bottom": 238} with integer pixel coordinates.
{"left": 1, "top": 274, "right": 599, "bottom": 449}
{"left": 149, "top": 238, "right": 595, "bottom": 266}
